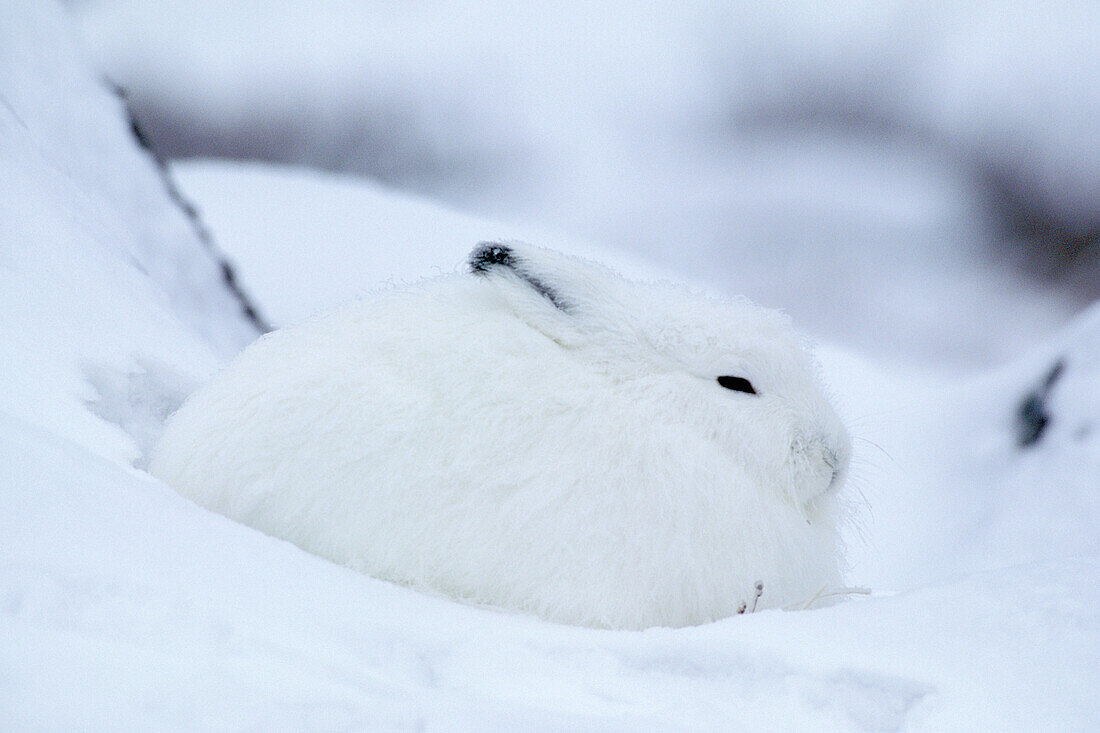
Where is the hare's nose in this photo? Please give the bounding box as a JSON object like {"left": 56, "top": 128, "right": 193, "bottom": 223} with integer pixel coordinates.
{"left": 824, "top": 448, "right": 845, "bottom": 492}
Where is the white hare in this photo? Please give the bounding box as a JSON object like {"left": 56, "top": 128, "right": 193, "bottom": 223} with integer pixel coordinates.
{"left": 150, "top": 243, "right": 851, "bottom": 629}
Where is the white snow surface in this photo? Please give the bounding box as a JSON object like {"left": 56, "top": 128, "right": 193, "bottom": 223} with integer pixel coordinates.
{"left": 169, "top": 161, "right": 668, "bottom": 329}
{"left": 3, "top": 3, "right": 1099, "bottom": 730}
{"left": 0, "top": 2, "right": 259, "bottom": 462}
{"left": 4, "top": 414, "right": 1097, "bottom": 730}
{"left": 1, "top": 2, "right": 260, "bottom": 362}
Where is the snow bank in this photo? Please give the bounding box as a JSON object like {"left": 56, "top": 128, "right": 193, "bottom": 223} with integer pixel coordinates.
{"left": 174, "top": 158, "right": 1080, "bottom": 374}
{"left": 4, "top": 411, "right": 1097, "bottom": 730}
{"left": 0, "top": 0, "right": 260, "bottom": 461}
{"left": 822, "top": 303, "right": 1100, "bottom": 591}
{"left": 169, "top": 161, "right": 671, "bottom": 327}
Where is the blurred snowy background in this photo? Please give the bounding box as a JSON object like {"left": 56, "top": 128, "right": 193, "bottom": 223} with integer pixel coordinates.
{"left": 69, "top": 0, "right": 1099, "bottom": 370}
{"left": 2, "top": 1, "right": 1098, "bottom": 730}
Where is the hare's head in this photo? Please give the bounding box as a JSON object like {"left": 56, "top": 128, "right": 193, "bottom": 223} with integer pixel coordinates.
{"left": 470, "top": 242, "right": 850, "bottom": 514}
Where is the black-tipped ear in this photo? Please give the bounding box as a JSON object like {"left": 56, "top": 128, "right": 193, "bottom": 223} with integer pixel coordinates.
{"left": 469, "top": 242, "right": 513, "bottom": 273}
{"left": 469, "top": 242, "right": 571, "bottom": 312}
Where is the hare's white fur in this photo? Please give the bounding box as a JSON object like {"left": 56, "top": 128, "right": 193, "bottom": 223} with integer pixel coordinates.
{"left": 150, "top": 243, "right": 850, "bottom": 629}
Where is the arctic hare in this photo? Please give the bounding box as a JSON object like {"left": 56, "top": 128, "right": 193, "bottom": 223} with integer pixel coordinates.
{"left": 150, "top": 243, "right": 851, "bottom": 629}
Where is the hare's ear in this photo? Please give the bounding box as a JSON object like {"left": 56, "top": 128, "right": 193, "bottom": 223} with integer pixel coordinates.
{"left": 469, "top": 242, "right": 622, "bottom": 343}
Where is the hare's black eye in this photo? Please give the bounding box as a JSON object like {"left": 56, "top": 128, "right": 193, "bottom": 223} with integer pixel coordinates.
{"left": 717, "top": 376, "right": 756, "bottom": 394}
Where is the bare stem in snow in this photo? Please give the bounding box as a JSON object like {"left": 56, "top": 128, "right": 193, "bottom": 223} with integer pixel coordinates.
{"left": 750, "top": 582, "right": 764, "bottom": 613}
{"left": 782, "top": 586, "right": 873, "bottom": 611}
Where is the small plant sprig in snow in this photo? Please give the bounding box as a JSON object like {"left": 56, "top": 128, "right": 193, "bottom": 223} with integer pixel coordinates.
{"left": 782, "top": 585, "right": 872, "bottom": 611}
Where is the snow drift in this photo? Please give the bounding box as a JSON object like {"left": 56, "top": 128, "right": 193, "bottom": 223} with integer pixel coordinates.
{"left": 0, "top": 1, "right": 262, "bottom": 462}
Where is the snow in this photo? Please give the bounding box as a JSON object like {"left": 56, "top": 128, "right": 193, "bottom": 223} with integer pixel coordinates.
{"left": 0, "top": 2, "right": 261, "bottom": 361}
{"left": 168, "top": 161, "right": 668, "bottom": 328}
{"left": 5, "top": 412, "right": 1098, "bottom": 730}
{"left": 2, "top": 1, "right": 1098, "bottom": 730}
{"left": 0, "top": 1, "right": 260, "bottom": 462}
{"left": 68, "top": 0, "right": 1098, "bottom": 371}
{"left": 70, "top": 0, "right": 1100, "bottom": 228}
{"left": 818, "top": 306, "right": 1100, "bottom": 591}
